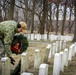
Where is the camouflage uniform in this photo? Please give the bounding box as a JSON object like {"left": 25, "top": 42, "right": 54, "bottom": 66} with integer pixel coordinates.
{"left": 0, "top": 20, "right": 17, "bottom": 57}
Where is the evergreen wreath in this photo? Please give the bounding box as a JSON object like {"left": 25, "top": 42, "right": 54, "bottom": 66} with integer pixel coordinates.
{"left": 11, "top": 34, "right": 29, "bottom": 54}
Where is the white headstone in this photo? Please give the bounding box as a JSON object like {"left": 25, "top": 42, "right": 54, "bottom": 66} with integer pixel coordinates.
{"left": 1, "top": 57, "right": 10, "bottom": 75}
{"left": 34, "top": 49, "right": 41, "bottom": 69}
{"left": 44, "top": 45, "right": 51, "bottom": 62}
{"left": 72, "top": 44, "right": 75, "bottom": 57}
{"left": 31, "top": 34, "right": 34, "bottom": 40}
{"left": 39, "top": 64, "right": 48, "bottom": 75}
{"left": 54, "top": 35, "right": 58, "bottom": 40}
{"left": 63, "top": 41, "right": 66, "bottom": 49}
{"left": 50, "top": 34, "right": 55, "bottom": 41}
{"left": 68, "top": 44, "right": 74, "bottom": 61}
{"left": 27, "top": 34, "right": 31, "bottom": 40}
{"left": 34, "top": 34, "right": 37, "bottom": 40}
{"left": 63, "top": 49, "right": 68, "bottom": 67}
{"left": 64, "top": 35, "right": 73, "bottom": 41}
{"left": 61, "top": 35, "right": 64, "bottom": 41}
{"left": 60, "top": 52, "right": 64, "bottom": 72}
{"left": 48, "top": 45, "right": 52, "bottom": 58}
{"left": 36, "top": 34, "right": 41, "bottom": 41}
{"left": 55, "top": 41, "right": 59, "bottom": 53}
{"left": 74, "top": 42, "right": 76, "bottom": 53}
{"left": 21, "top": 52, "right": 29, "bottom": 73}
{"left": 59, "top": 41, "right": 62, "bottom": 50}
{"left": 53, "top": 43, "right": 56, "bottom": 55}
{"left": 21, "top": 72, "right": 34, "bottom": 75}
{"left": 53, "top": 53, "right": 61, "bottom": 75}
{"left": 41, "top": 34, "right": 47, "bottom": 41}
{"left": 58, "top": 35, "right": 61, "bottom": 40}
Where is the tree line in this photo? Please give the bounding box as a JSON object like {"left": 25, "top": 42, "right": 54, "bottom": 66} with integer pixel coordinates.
{"left": 0, "top": 0, "right": 76, "bottom": 41}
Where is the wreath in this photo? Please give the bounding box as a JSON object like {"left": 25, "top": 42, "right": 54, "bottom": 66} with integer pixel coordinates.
{"left": 11, "top": 34, "right": 29, "bottom": 55}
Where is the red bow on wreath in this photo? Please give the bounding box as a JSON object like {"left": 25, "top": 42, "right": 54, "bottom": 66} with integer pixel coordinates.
{"left": 11, "top": 43, "right": 20, "bottom": 53}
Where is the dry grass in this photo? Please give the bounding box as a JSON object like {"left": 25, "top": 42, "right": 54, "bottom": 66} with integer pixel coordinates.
{"left": 60, "top": 56, "right": 76, "bottom": 75}
{"left": 11, "top": 40, "right": 76, "bottom": 75}
{"left": 24, "top": 41, "right": 76, "bottom": 75}
{"left": 26, "top": 43, "right": 47, "bottom": 74}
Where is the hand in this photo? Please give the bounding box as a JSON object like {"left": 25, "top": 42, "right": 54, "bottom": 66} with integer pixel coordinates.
{"left": 9, "top": 57, "right": 15, "bottom": 65}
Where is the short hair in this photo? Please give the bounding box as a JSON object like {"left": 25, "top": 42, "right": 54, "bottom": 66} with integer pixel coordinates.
{"left": 19, "top": 21, "right": 27, "bottom": 29}
{"left": 17, "top": 23, "right": 21, "bottom": 28}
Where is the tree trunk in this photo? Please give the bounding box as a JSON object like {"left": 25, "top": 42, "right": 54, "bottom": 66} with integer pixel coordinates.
{"left": 61, "top": 1, "right": 67, "bottom": 35}
{"left": 40, "top": 0, "right": 48, "bottom": 34}
{"left": 8, "top": 0, "right": 15, "bottom": 20}
{"left": 49, "top": 4, "right": 54, "bottom": 32}
{"left": 68, "top": 7, "right": 72, "bottom": 33}
{"left": 73, "top": 0, "right": 76, "bottom": 42}
{"left": 55, "top": 3, "right": 59, "bottom": 35}
{"left": 24, "top": 0, "right": 28, "bottom": 23}
{"left": 31, "top": 0, "right": 35, "bottom": 33}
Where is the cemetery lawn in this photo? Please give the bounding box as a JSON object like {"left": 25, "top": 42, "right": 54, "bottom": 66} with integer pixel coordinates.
{"left": 60, "top": 56, "right": 76, "bottom": 75}
{"left": 24, "top": 41, "right": 76, "bottom": 75}
{"left": 11, "top": 40, "right": 76, "bottom": 75}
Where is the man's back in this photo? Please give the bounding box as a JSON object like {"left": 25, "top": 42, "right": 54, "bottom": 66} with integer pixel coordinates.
{"left": 0, "top": 20, "right": 17, "bottom": 33}
{"left": 0, "top": 20, "right": 17, "bottom": 44}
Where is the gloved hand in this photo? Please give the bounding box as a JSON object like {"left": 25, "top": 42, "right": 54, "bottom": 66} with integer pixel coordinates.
{"left": 9, "top": 57, "right": 15, "bottom": 65}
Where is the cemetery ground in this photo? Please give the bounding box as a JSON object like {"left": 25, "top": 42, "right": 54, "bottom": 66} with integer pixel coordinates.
{"left": 0, "top": 32, "right": 76, "bottom": 75}
{"left": 11, "top": 40, "right": 76, "bottom": 75}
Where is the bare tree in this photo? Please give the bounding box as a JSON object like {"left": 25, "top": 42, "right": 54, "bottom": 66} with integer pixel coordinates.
{"left": 39, "top": 0, "right": 48, "bottom": 34}
{"left": 49, "top": 3, "right": 54, "bottom": 32}
{"left": 30, "top": 0, "right": 35, "bottom": 33}
{"left": 8, "top": 0, "right": 15, "bottom": 20}
{"left": 73, "top": 0, "right": 76, "bottom": 42}
{"left": 24, "top": 0, "right": 28, "bottom": 23}
{"left": 1, "top": 0, "right": 75, "bottom": 35}
{"left": 55, "top": 0, "right": 59, "bottom": 34}
{"left": 61, "top": 0, "right": 67, "bottom": 35}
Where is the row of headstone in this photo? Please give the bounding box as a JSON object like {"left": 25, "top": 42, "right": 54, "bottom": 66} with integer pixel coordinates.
{"left": 20, "top": 41, "right": 76, "bottom": 75}
{"left": 20, "top": 49, "right": 49, "bottom": 75}
{"left": 0, "top": 49, "right": 47, "bottom": 75}
{"left": 0, "top": 53, "right": 32, "bottom": 75}
{"left": 34, "top": 40, "right": 67, "bottom": 75}
{"left": 25, "top": 34, "right": 73, "bottom": 41}
{"left": 0, "top": 41, "right": 75, "bottom": 75}
{"left": 48, "top": 40, "right": 66, "bottom": 59}
{"left": 53, "top": 42, "right": 76, "bottom": 75}
{"left": 21, "top": 40, "right": 67, "bottom": 75}
{"left": 20, "top": 48, "right": 48, "bottom": 75}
